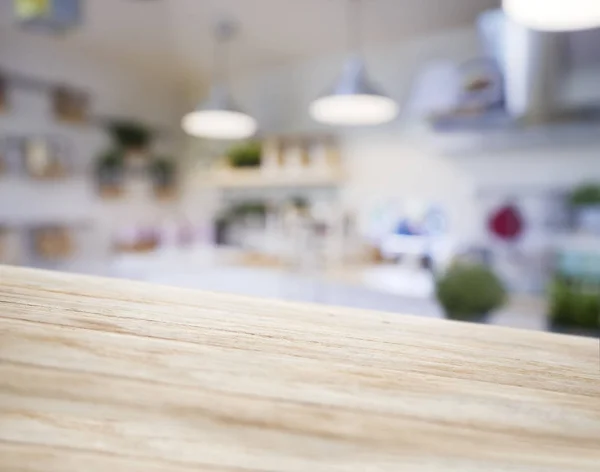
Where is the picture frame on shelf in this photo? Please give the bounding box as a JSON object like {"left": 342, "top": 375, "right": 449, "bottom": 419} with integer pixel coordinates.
{"left": 52, "top": 85, "right": 89, "bottom": 123}
{"left": 31, "top": 225, "right": 75, "bottom": 261}
{"left": 22, "top": 135, "right": 71, "bottom": 180}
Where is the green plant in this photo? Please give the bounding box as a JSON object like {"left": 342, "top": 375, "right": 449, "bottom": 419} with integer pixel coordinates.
{"left": 290, "top": 196, "right": 309, "bottom": 210}
{"left": 96, "top": 149, "right": 123, "bottom": 175}
{"left": 107, "top": 120, "right": 153, "bottom": 150}
{"left": 569, "top": 183, "right": 600, "bottom": 207}
{"left": 227, "top": 141, "right": 262, "bottom": 168}
{"left": 151, "top": 157, "right": 176, "bottom": 187}
{"left": 226, "top": 202, "right": 267, "bottom": 220}
{"left": 95, "top": 150, "right": 124, "bottom": 192}
{"left": 435, "top": 263, "right": 507, "bottom": 321}
{"left": 549, "top": 277, "right": 599, "bottom": 330}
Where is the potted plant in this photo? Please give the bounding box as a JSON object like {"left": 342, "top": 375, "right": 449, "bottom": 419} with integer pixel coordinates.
{"left": 95, "top": 149, "right": 124, "bottom": 198}
{"left": 569, "top": 183, "right": 600, "bottom": 234}
{"left": 151, "top": 157, "right": 177, "bottom": 200}
{"left": 435, "top": 263, "right": 507, "bottom": 322}
{"left": 107, "top": 120, "right": 153, "bottom": 154}
{"left": 548, "top": 277, "right": 599, "bottom": 337}
{"left": 227, "top": 141, "right": 262, "bottom": 168}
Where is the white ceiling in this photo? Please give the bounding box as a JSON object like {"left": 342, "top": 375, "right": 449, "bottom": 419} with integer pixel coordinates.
{"left": 1, "top": 0, "right": 500, "bottom": 80}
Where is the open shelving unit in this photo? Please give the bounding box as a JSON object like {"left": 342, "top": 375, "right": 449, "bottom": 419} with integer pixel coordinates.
{"left": 209, "top": 134, "right": 345, "bottom": 190}
{"left": 210, "top": 167, "right": 344, "bottom": 189}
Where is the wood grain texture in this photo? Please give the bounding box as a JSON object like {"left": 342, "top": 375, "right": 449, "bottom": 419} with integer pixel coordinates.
{"left": 0, "top": 265, "right": 598, "bottom": 471}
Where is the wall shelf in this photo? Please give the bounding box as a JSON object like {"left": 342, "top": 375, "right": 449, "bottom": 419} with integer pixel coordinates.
{"left": 210, "top": 168, "right": 344, "bottom": 189}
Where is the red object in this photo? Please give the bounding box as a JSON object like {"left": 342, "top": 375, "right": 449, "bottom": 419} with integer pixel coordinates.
{"left": 488, "top": 204, "right": 523, "bottom": 241}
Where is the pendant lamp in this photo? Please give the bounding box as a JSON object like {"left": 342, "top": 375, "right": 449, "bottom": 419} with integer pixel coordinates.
{"left": 182, "top": 21, "right": 257, "bottom": 140}
{"left": 310, "top": 0, "right": 398, "bottom": 126}
{"left": 503, "top": 0, "right": 600, "bottom": 32}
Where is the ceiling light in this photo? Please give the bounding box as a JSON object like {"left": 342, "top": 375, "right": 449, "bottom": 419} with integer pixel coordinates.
{"left": 182, "top": 85, "right": 257, "bottom": 140}
{"left": 503, "top": 0, "right": 600, "bottom": 31}
{"left": 182, "top": 21, "right": 257, "bottom": 140}
{"left": 309, "top": 0, "right": 398, "bottom": 126}
{"left": 310, "top": 55, "right": 398, "bottom": 125}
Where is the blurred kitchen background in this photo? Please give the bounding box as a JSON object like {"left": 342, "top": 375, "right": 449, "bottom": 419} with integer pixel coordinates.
{"left": 1, "top": 0, "right": 599, "bottom": 335}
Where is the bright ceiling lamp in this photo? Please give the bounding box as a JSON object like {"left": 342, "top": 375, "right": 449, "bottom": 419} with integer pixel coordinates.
{"left": 310, "top": 0, "right": 398, "bottom": 126}
{"left": 309, "top": 0, "right": 398, "bottom": 126}
{"left": 182, "top": 21, "right": 257, "bottom": 140}
{"left": 182, "top": 85, "right": 257, "bottom": 140}
{"left": 310, "top": 55, "right": 398, "bottom": 125}
{"left": 503, "top": 0, "right": 600, "bottom": 31}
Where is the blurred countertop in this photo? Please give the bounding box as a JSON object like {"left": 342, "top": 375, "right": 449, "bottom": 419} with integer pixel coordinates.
{"left": 94, "top": 247, "right": 549, "bottom": 331}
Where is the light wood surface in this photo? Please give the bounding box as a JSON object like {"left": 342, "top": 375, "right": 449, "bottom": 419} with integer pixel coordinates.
{"left": 0, "top": 265, "right": 598, "bottom": 471}
{"left": 211, "top": 167, "right": 344, "bottom": 188}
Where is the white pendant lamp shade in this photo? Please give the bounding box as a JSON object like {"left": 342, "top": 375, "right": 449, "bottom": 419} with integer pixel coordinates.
{"left": 182, "top": 86, "right": 257, "bottom": 140}
{"left": 310, "top": 55, "right": 398, "bottom": 126}
{"left": 182, "top": 20, "right": 257, "bottom": 140}
{"left": 503, "top": 0, "right": 600, "bottom": 31}
{"left": 182, "top": 110, "right": 257, "bottom": 140}
{"left": 310, "top": 0, "right": 398, "bottom": 126}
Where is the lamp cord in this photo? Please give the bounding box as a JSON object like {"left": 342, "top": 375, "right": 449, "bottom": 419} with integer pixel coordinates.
{"left": 213, "top": 20, "right": 235, "bottom": 86}
{"left": 347, "top": 0, "right": 362, "bottom": 54}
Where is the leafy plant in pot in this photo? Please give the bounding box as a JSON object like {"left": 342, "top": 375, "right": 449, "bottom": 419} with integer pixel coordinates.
{"left": 227, "top": 202, "right": 267, "bottom": 220}
{"left": 548, "top": 277, "right": 599, "bottom": 337}
{"left": 227, "top": 141, "right": 262, "bottom": 168}
{"left": 435, "top": 263, "right": 507, "bottom": 322}
{"left": 96, "top": 149, "right": 124, "bottom": 198}
{"left": 151, "top": 157, "right": 177, "bottom": 200}
{"left": 107, "top": 120, "right": 153, "bottom": 155}
{"left": 569, "top": 183, "right": 600, "bottom": 234}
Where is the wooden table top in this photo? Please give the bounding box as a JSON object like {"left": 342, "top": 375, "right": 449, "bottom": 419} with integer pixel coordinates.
{"left": 0, "top": 265, "right": 598, "bottom": 471}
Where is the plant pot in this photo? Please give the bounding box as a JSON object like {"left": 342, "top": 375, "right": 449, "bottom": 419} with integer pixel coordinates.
{"left": 124, "top": 149, "right": 148, "bottom": 171}
{"left": 154, "top": 185, "right": 177, "bottom": 201}
{"left": 98, "top": 173, "right": 123, "bottom": 199}
{"left": 549, "top": 320, "right": 599, "bottom": 338}
{"left": 99, "top": 184, "right": 123, "bottom": 199}
{"left": 574, "top": 205, "right": 600, "bottom": 234}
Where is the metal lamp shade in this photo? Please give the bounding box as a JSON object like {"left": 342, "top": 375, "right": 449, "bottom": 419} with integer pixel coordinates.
{"left": 182, "top": 85, "right": 257, "bottom": 140}
{"left": 310, "top": 55, "right": 398, "bottom": 126}
{"left": 503, "top": 0, "right": 600, "bottom": 31}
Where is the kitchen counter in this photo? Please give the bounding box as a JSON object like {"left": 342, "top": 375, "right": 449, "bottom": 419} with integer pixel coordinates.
{"left": 0, "top": 265, "right": 598, "bottom": 471}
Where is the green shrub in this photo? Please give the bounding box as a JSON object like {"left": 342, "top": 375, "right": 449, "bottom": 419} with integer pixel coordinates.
{"left": 151, "top": 157, "right": 176, "bottom": 187}
{"left": 435, "top": 263, "right": 507, "bottom": 321}
{"left": 107, "top": 120, "right": 153, "bottom": 150}
{"left": 569, "top": 183, "right": 600, "bottom": 207}
{"left": 96, "top": 149, "right": 123, "bottom": 174}
{"left": 549, "top": 278, "right": 599, "bottom": 329}
{"left": 227, "top": 202, "right": 267, "bottom": 219}
{"left": 95, "top": 149, "right": 124, "bottom": 188}
{"left": 227, "top": 141, "right": 262, "bottom": 168}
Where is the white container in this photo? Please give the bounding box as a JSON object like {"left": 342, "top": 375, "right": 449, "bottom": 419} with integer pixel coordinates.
{"left": 283, "top": 142, "right": 305, "bottom": 175}
{"left": 308, "top": 141, "right": 330, "bottom": 176}
{"left": 261, "top": 138, "right": 280, "bottom": 176}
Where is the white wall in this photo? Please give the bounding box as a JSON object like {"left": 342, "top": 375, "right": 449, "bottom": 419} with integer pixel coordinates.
{"left": 0, "top": 28, "right": 184, "bottom": 268}
{"left": 343, "top": 127, "right": 600, "bottom": 243}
